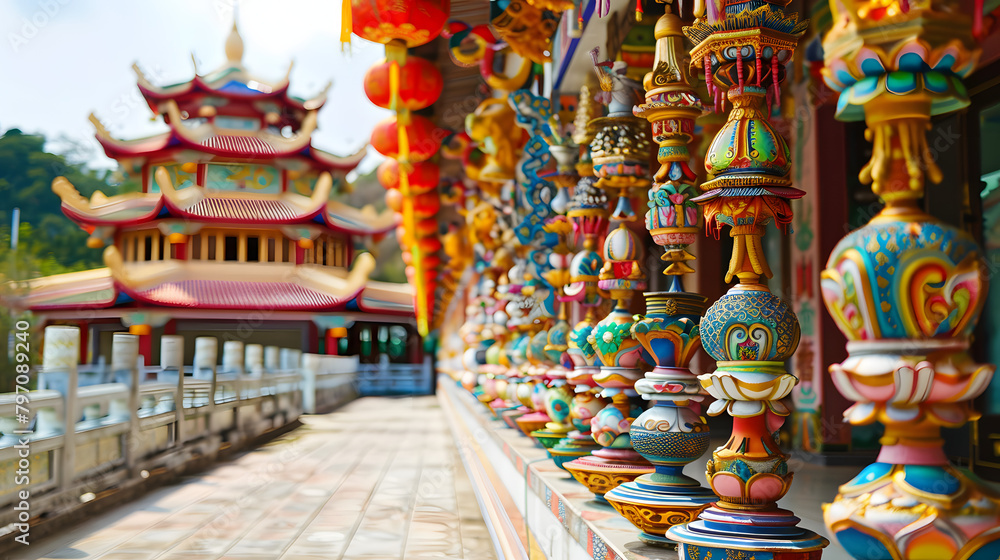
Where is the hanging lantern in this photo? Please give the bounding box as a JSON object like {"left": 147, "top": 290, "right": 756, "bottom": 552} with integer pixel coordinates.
{"left": 414, "top": 218, "right": 439, "bottom": 237}
{"left": 370, "top": 115, "right": 442, "bottom": 162}
{"left": 350, "top": 0, "right": 450, "bottom": 48}
{"left": 364, "top": 56, "right": 443, "bottom": 110}
{"left": 377, "top": 159, "right": 440, "bottom": 193}
{"left": 413, "top": 191, "right": 441, "bottom": 218}
{"left": 395, "top": 219, "right": 440, "bottom": 244}
{"left": 406, "top": 265, "right": 440, "bottom": 284}
{"left": 347, "top": 0, "right": 449, "bottom": 337}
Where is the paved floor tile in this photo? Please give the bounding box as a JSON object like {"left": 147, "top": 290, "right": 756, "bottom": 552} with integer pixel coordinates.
{"left": 24, "top": 397, "right": 498, "bottom": 560}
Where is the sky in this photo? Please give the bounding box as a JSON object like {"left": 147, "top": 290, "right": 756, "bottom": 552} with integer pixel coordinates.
{"left": 0, "top": 0, "right": 390, "bottom": 173}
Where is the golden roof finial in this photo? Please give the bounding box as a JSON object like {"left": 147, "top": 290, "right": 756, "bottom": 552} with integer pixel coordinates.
{"left": 225, "top": 17, "right": 244, "bottom": 64}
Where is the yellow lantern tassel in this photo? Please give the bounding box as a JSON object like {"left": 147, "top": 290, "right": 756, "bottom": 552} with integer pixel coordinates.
{"left": 340, "top": 0, "right": 352, "bottom": 53}
{"left": 390, "top": 54, "right": 429, "bottom": 336}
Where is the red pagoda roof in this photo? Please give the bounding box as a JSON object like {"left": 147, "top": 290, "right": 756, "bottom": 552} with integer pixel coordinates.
{"left": 15, "top": 253, "right": 414, "bottom": 316}
{"left": 133, "top": 23, "right": 329, "bottom": 122}
{"left": 132, "top": 279, "right": 355, "bottom": 310}
{"left": 94, "top": 23, "right": 362, "bottom": 173}
{"left": 52, "top": 171, "right": 399, "bottom": 235}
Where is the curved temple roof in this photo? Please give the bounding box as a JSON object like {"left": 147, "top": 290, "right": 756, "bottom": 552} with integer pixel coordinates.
{"left": 52, "top": 171, "right": 399, "bottom": 235}
{"left": 17, "top": 253, "right": 415, "bottom": 316}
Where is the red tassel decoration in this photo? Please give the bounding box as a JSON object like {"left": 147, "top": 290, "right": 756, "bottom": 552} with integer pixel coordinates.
{"left": 737, "top": 49, "right": 744, "bottom": 93}
{"left": 771, "top": 55, "right": 781, "bottom": 104}
{"left": 705, "top": 54, "right": 714, "bottom": 97}
{"left": 974, "top": 0, "right": 983, "bottom": 38}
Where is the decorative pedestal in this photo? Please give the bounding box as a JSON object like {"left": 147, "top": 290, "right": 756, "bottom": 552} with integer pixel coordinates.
{"left": 531, "top": 376, "right": 574, "bottom": 449}
{"left": 604, "top": 10, "right": 717, "bottom": 546}
{"left": 817, "top": 3, "right": 1000, "bottom": 552}
{"left": 565, "top": 225, "right": 654, "bottom": 502}
{"left": 606, "top": 293, "right": 716, "bottom": 546}
{"left": 549, "top": 364, "right": 604, "bottom": 469}
{"left": 667, "top": 1, "right": 828, "bottom": 556}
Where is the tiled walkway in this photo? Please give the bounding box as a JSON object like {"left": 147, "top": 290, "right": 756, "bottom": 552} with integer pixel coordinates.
{"left": 23, "top": 397, "right": 498, "bottom": 560}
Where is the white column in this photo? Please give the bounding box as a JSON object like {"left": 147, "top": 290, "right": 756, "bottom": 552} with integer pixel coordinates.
{"left": 222, "top": 341, "right": 245, "bottom": 375}
{"left": 245, "top": 344, "right": 264, "bottom": 377}
{"left": 193, "top": 337, "right": 218, "bottom": 417}
{"left": 42, "top": 325, "right": 79, "bottom": 492}
{"left": 264, "top": 346, "right": 280, "bottom": 373}
{"left": 160, "top": 335, "right": 185, "bottom": 446}
{"left": 301, "top": 353, "right": 321, "bottom": 414}
{"left": 110, "top": 333, "right": 140, "bottom": 471}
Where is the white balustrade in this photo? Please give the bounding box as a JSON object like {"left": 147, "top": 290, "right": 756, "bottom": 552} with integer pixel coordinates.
{"left": 0, "top": 327, "right": 359, "bottom": 528}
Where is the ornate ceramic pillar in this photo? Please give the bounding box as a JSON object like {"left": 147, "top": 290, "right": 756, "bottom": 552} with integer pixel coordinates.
{"left": 604, "top": 9, "right": 716, "bottom": 546}
{"left": 666, "top": 0, "right": 829, "bottom": 557}
{"left": 550, "top": 175, "right": 611, "bottom": 469}
{"left": 563, "top": 50, "right": 656, "bottom": 503}
{"left": 564, "top": 224, "right": 655, "bottom": 501}
{"left": 818, "top": 1, "right": 1000, "bottom": 557}
{"left": 531, "top": 218, "right": 577, "bottom": 450}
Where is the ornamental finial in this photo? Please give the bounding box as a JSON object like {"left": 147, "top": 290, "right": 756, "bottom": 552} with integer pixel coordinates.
{"left": 225, "top": 17, "right": 244, "bottom": 64}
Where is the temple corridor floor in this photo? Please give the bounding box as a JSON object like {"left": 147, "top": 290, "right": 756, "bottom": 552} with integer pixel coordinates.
{"left": 22, "top": 396, "right": 498, "bottom": 560}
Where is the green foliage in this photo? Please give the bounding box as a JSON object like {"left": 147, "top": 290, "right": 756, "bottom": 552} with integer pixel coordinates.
{"left": 0, "top": 128, "right": 112, "bottom": 272}
{"left": 0, "top": 128, "right": 128, "bottom": 391}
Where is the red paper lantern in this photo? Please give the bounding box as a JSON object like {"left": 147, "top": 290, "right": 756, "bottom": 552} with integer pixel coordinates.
{"left": 370, "top": 115, "right": 442, "bottom": 162}
{"left": 413, "top": 192, "right": 441, "bottom": 218}
{"left": 416, "top": 236, "right": 442, "bottom": 253}
{"left": 406, "top": 265, "right": 440, "bottom": 284}
{"left": 351, "top": 0, "right": 450, "bottom": 48}
{"left": 364, "top": 56, "right": 443, "bottom": 111}
{"left": 414, "top": 218, "right": 439, "bottom": 237}
{"left": 377, "top": 159, "right": 440, "bottom": 193}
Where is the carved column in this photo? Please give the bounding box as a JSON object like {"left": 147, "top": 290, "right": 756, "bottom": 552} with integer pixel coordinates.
{"left": 605, "top": 10, "right": 717, "bottom": 546}
{"left": 818, "top": 1, "right": 1000, "bottom": 557}
{"left": 666, "top": 0, "right": 828, "bottom": 556}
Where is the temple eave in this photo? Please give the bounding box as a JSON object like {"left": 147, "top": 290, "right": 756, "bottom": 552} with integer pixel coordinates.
{"left": 19, "top": 265, "right": 414, "bottom": 316}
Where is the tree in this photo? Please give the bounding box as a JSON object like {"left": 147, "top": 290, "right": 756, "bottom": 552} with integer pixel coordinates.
{"left": 0, "top": 128, "right": 128, "bottom": 390}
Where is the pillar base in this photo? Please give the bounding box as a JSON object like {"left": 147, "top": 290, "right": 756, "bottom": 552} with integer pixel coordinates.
{"left": 515, "top": 411, "right": 551, "bottom": 437}
{"left": 564, "top": 448, "right": 654, "bottom": 503}
{"left": 605, "top": 473, "right": 716, "bottom": 547}
{"left": 500, "top": 406, "right": 530, "bottom": 430}
{"left": 823, "top": 461, "right": 1000, "bottom": 560}
{"left": 531, "top": 422, "right": 572, "bottom": 449}
{"left": 549, "top": 432, "right": 601, "bottom": 470}
{"left": 667, "top": 506, "right": 828, "bottom": 559}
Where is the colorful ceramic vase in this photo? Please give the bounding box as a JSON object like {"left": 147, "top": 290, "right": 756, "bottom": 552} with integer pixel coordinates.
{"left": 818, "top": 0, "right": 1000, "bottom": 557}
{"left": 604, "top": 10, "right": 717, "bottom": 547}
{"left": 666, "top": 0, "right": 828, "bottom": 557}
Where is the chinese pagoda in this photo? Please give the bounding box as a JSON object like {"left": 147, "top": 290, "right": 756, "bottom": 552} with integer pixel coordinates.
{"left": 23, "top": 23, "right": 413, "bottom": 364}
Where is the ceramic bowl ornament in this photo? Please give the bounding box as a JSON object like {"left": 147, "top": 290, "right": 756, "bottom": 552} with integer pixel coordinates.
{"left": 816, "top": 0, "right": 1000, "bottom": 556}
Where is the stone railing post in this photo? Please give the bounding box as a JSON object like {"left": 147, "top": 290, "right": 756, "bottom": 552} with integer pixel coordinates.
{"left": 264, "top": 345, "right": 279, "bottom": 374}
{"left": 245, "top": 344, "right": 263, "bottom": 378}
{"left": 193, "top": 337, "right": 218, "bottom": 423}
{"left": 110, "top": 333, "right": 140, "bottom": 472}
{"left": 301, "top": 353, "right": 320, "bottom": 414}
{"left": 221, "top": 341, "right": 244, "bottom": 375}
{"left": 41, "top": 325, "right": 79, "bottom": 492}
{"left": 161, "top": 335, "right": 185, "bottom": 446}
